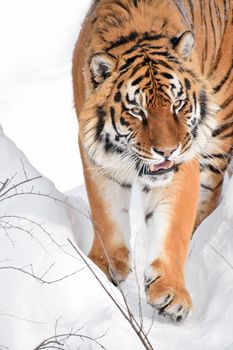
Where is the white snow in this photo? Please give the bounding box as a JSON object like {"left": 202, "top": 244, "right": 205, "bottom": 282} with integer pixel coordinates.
{"left": 1, "top": 112, "right": 233, "bottom": 350}
{"left": 0, "top": 0, "right": 91, "bottom": 192}
{"left": 1, "top": 1, "right": 233, "bottom": 349}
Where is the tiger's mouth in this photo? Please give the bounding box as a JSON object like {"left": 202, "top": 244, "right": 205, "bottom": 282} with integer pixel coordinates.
{"left": 145, "top": 160, "right": 176, "bottom": 176}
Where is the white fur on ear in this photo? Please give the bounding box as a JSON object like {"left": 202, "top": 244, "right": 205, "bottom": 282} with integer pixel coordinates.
{"left": 90, "top": 53, "right": 116, "bottom": 84}
{"left": 172, "top": 31, "right": 194, "bottom": 60}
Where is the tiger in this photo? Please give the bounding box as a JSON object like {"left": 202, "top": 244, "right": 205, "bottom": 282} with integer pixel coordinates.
{"left": 72, "top": 0, "right": 233, "bottom": 322}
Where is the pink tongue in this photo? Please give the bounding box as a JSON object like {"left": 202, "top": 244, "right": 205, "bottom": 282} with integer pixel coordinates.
{"left": 149, "top": 160, "right": 174, "bottom": 172}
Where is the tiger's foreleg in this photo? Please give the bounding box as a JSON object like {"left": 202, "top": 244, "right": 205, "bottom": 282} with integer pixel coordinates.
{"left": 82, "top": 152, "right": 132, "bottom": 285}
{"left": 142, "top": 160, "right": 200, "bottom": 321}
{"left": 195, "top": 171, "right": 224, "bottom": 228}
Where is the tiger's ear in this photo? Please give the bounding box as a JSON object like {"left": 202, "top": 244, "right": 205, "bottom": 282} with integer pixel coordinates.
{"left": 90, "top": 53, "right": 116, "bottom": 85}
{"left": 171, "top": 31, "right": 194, "bottom": 60}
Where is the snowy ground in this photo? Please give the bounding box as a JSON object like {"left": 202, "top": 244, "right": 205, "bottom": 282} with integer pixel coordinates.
{"left": 1, "top": 1, "right": 233, "bottom": 349}
{"left": 1, "top": 116, "right": 233, "bottom": 350}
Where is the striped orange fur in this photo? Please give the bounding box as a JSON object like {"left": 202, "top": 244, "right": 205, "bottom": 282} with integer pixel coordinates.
{"left": 72, "top": 0, "right": 233, "bottom": 321}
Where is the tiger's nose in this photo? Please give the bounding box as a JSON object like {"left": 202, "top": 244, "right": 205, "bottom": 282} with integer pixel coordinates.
{"left": 153, "top": 146, "right": 179, "bottom": 158}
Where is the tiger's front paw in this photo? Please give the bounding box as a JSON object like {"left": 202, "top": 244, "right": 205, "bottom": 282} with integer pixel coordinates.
{"left": 89, "top": 246, "right": 130, "bottom": 285}
{"left": 144, "top": 262, "right": 192, "bottom": 322}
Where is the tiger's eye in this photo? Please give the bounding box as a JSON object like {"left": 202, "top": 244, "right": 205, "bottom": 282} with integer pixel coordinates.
{"left": 131, "top": 107, "right": 142, "bottom": 115}
{"left": 173, "top": 100, "right": 183, "bottom": 108}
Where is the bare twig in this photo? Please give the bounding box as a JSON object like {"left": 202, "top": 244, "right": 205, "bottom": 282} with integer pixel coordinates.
{"left": 0, "top": 178, "right": 10, "bottom": 193}
{"left": 0, "top": 265, "right": 86, "bottom": 285}
{"left": 208, "top": 242, "right": 233, "bottom": 270}
{"left": 20, "top": 158, "right": 29, "bottom": 179}
{"left": 0, "top": 173, "right": 155, "bottom": 349}
{"left": 145, "top": 309, "right": 156, "bottom": 338}
{"left": 32, "top": 329, "right": 108, "bottom": 350}
{"left": 0, "top": 175, "right": 42, "bottom": 199}
{"left": 133, "top": 231, "right": 144, "bottom": 331}
{"left": 0, "top": 312, "right": 45, "bottom": 325}
{"left": 68, "top": 239, "right": 154, "bottom": 350}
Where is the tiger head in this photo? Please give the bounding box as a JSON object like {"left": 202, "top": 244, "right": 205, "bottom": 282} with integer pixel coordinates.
{"left": 81, "top": 31, "right": 218, "bottom": 188}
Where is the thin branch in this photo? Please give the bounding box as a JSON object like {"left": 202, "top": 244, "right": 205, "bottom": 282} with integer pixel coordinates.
{"left": 20, "top": 158, "right": 29, "bottom": 179}
{"left": 68, "top": 239, "right": 154, "bottom": 350}
{"left": 0, "top": 312, "right": 45, "bottom": 325}
{"left": 0, "top": 266, "right": 86, "bottom": 285}
{"left": 33, "top": 329, "right": 108, "bottom": 350}
{"left": 0, "top": 174, "right": 155, "bottom": 349}
{"left": 145, "top": 309, "right": 156, "bottom": 338}
{"left": 0, "top": 218, "right": 50, "bottom": 254}
{"left": 208, "top": 242, "right": 233, "bottom": 271}
{"left": 0, "top": 178, "right": 10, "bottom": 193}
{"left": 0, "top": 175, "right": 42, "bottom": 199}
{"left": 0, "top": 215, "right": 81, "bottom": 259}
{"left": 133, "top": 231, "right": 144, "bottom": 330}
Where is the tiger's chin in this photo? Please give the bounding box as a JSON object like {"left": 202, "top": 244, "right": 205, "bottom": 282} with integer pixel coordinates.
{"left": 137, "top": 159, "right": 178, "bottom": 188}
{"left": 139, "top": 165, "right": 178, "bottom": 188}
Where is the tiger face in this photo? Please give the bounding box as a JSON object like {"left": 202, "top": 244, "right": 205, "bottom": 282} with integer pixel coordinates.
{"left": 82, "top": 32, "right": 217, "bottom": 188}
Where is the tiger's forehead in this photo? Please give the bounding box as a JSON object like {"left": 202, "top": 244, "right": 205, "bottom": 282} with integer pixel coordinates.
{"left": 123, "top": 80, "right": 146, "bottom": 106}
{"left": 122, "top": 72, "right": 182, "bottom": 107}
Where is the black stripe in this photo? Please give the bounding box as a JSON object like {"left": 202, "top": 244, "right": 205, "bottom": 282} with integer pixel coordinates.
{"left": 133, "top": 0, "right": 139, "bottom": 7}
{"left": 221, "top": 95, "right": 233, "bottom": 109}
{"left": 202, "top": 0, "right": 208, "bottom": 69}
{"left": 110, "top": 107, "right": 128, "bottom": 138}
{"left": 107, "top": 32, "right": 139, "bottom": 50}
{"left": 104, "top": 171, "right": 132, "bottom": 188}
{"left": 188, "top": 0, "right": 194, "bottom": 20}
{"left": 209, "top": 0, "right": 217, "bottom": 53}
{"left": 191, "top": 125, "right": 198, "bottom": 138}
{"left": 182, "top": 134, "right": 191, "bottom": 149}
{"left": 146, "top": 45, "right": 164, "bottom": 50}
{"left": 150, "top": 58, "right": 173, "bottom": 70}
{"left": 220, "top": 130, "right": 233, "bottom": 139}
{"left": 117, "top": 80, "right": 124, "bottom": 89}
{"left": 212, "top": 122, "right": 233, "bottom": 137}
{"left": 104, "top": 134, "right": 124, "bottom": 155}
{"left": 150, "top": 51, "right": 169, "bottom": 57}
{"left": 214, "top": 0, "right": 222, "bottom": 39}
{"left": 132, "top": 75, "right": 144, "bottom": 86}
{"left": 173, "top": 0, "right": 193, "bottom": 29}
{"left": 104, "top": 133, "right": 114, "bottom": 153}
{"left": 201, "top": 179, "right": 223, "bottom": 192}
{"left": 129, "top": 61, "right": 148, "bottom": 78}
{"left": 114, "top": 91, "right": 122, "bottom": 103}
{"left": 201, "top": 183, "right": 215, "bottom": 191}
{"left": 120, "top": 54, "right": 144, "bottom": 71}
{"left": 120, "top": 117, "right": 129, "bottom": 126}
{"left": 200, "top": 0, "right": 204, "bottom": 23}
{"left": 223, "top": 0, "right": 228, "bottom": 21}
{"left": 208, "top": 1, "right": 229, "bottom": 77}
{"left": 161, "top": 72, "right": 174, "bottom": 79}
{"left": 199, "top": 89, "right": 208, "bottom": 122}
{"left": 114, "top": 0, "right": 130, "bottom": 13}
{"left": 184, "top": 78, "right": 191, "bottom": 90}
{"left": 202, "top": 153, "right": 228, "bottom": 159}
{"left": 145, "top": 211, "right": 153, "bottom": 223}
{"left": 126, "top": 93, "right": 131, "bottom": 104}
{"left": 223, "top": 109, "right": 233, "bottom": 121}
{"left": 213, "top": 60, "right": 233, "bottom": 93}
{"left": 205, "top": 164, "right": 222, "bottom": 174}
{"left": 142, "top": 185, "right": 151, "bottom": 193}
{"left": 140, "top": 33, "right": 163, "bottom": 42}
{"left": 95, "top": 106, "right": 106, "bottom": 140}
{"left": 193, "top": 91, "right": 197, "bottom": 114}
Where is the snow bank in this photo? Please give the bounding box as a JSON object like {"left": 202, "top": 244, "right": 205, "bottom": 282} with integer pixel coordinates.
{"left": 1, "top": 125, "right": 233, "bottom": 350}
